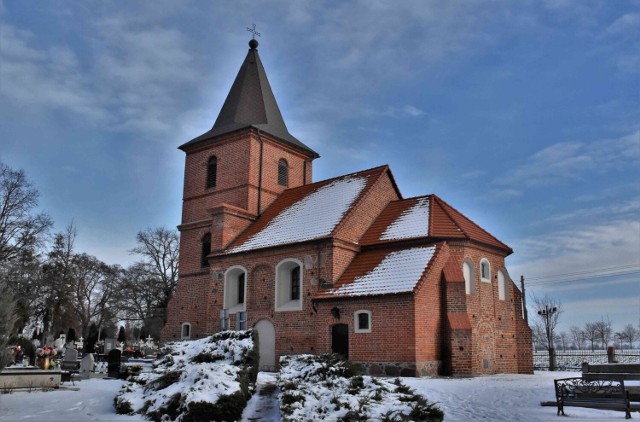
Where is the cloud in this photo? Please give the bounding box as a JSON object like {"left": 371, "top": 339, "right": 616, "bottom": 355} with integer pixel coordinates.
{"left": 496, "top": 131, "right": 640, "bottom": 188}
{"left": 508, "top": 218, "right": 640, "bottom": 281}
{"left": 0, "top": 14, "right": 200, "bottom": 138}
{"left": 604, "top": 13, "right": 640, "bottom": 37}
{"left": 0, "top": 25, "right": 106, "bottom": 121}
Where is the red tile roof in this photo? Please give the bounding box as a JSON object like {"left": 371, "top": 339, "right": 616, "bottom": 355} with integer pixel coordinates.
{"left": 443, "top": 257, "right": 465, "bottom": 283}
{"left": 223, "top": 166, "right": 395, "bottom": 254}
{"left": 361, "top": 195, "right": 512, "bottom": 254}
{"left": 315, "top": 244, "right": 441, "bottom": 299}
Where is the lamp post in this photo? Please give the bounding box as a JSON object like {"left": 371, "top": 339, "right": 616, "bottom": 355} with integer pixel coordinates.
{"left": 538, "top": 305, "right": 557, "bottom": 370}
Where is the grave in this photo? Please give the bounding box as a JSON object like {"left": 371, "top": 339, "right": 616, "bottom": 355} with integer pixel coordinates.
{"left": 107, "top": 349, "right": 122, "bottom": 378}
{"left": 79, "top": 353, "right": 94, "bottom": 379}
{"left": 0, "top": 367, "right": 61, "bottom": 390}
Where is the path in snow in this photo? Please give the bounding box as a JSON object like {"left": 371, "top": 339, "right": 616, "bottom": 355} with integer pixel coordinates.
{"left": 241, "top": 372, "right": 281, "bottom": 422}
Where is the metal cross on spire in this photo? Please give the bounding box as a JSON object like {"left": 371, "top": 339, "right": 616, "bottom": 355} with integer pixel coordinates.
{"left": 247, "top": 23, "right": 261, "bottom": 40}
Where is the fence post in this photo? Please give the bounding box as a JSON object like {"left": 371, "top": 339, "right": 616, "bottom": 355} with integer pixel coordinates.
{"left": 549, "top": 347, "right": 556, "bottom": 371}
{"left": 607, "top": 346, "right": 616, "bottom": 363}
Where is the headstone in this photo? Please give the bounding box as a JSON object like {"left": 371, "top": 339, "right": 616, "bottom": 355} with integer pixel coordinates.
{"left": 107, "top": 349, "right": 122, "bottom": 378}
{"left": 79, "top": 353, "right": 95, "bottom": 379}
{"left": 104, "top": 338, "right": 117, "bottom": 353}
{"left": 63, "top": 347, "right": 78, "bottom": 362}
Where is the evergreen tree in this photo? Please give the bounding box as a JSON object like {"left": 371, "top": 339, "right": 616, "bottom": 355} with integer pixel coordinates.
{"left": 117, "top": 326, "right": 126, "bottom": 343}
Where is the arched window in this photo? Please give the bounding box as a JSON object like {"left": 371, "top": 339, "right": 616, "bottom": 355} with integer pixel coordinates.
{"left": 498, "top": 269, "right": 508, "bottom": 301}
{"left": 275, "top": 259, "right": 303, "bottom": 311}
{"left": 463, "top": 260, "right": 476, "bottom": 295}
{"left": 480, "top": 258, "right": 491, "bottom": 283}
{"left": 224, "top": 266, "right": 248, "bottom": 313}
{"left": 206, "top": 156, "right": 217, "bottom": 189}
{"left": 354, "top": 310, "right": 372, "bottom": 333}
{"left": 181, "top": 322, "right": 191, "bottom": 340}
{"left": 278, "top": 158, "right": 288, "bottom": 187}
{"left": 201, "top": 233, "right": 211, "bottom": 268}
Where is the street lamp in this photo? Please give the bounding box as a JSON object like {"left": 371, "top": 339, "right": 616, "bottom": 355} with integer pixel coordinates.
{"left": 538, "top": 305, "right": 557, "bottom": 370}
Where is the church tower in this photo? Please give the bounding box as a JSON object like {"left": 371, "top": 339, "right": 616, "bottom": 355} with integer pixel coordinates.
{"left": 163, "top": 39, "right": 318, "bottom": 341}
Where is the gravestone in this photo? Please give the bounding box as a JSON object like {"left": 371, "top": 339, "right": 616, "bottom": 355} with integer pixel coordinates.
{"left": 64, "top": 347, "right": 78, "bottom": 362}
{"left": 61, "top": 347, "right": 80, "bottom": 373}
{"left": 107, "top": 349, "right": 122, "bottom": 378}
{"left": 104, "top": 338, "right": 117, "bottom": 353}
{"left": 79, "top": 353, "right": 94, "bottom": 379}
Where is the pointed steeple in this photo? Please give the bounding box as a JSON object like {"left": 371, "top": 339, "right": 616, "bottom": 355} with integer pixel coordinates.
{"left": 181, "top": 40, "right": 318, "bottom": 157}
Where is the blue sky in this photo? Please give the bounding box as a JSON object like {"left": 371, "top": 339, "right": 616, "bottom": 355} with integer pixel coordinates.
{"left": 1, "top": 1, "right": 638, "bottom": 334}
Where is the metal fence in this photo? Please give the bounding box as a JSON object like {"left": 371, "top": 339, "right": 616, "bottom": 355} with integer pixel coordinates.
{"left": 533, "top": 349, "right": 640, "bottom": 370}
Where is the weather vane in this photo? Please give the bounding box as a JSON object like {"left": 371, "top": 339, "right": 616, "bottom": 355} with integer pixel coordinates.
{"left": 247, "top": 23, "right": 261, "bottom": 40}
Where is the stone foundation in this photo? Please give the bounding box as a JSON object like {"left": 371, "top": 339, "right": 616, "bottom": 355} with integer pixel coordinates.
{"left": 360, "top": 360, "right": 442, "bottom": 377}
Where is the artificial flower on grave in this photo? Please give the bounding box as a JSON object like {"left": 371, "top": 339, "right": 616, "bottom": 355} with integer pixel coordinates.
{"left": 36, "top": 345, "right": 57, "bottom": 358}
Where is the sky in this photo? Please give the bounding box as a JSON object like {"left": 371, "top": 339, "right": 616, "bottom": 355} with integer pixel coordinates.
{"left": 1, "top": 1, "right": 638, "bottom": 334}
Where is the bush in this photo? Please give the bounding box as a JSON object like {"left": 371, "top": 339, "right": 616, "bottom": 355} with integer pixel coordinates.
{"left": 145, "top": 370, "right": 181, "bottom": 391}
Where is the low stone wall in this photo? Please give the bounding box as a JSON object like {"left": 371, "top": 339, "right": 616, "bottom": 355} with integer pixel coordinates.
{"left": 0, "top": 367, "right": 61, "bottom": 390}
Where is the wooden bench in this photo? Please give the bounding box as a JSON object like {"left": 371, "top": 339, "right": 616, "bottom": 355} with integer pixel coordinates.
{"left": 582, "top": 363, "right": 640, "bottom": 381}
{"left": 554, "top": 377, "right": 632, "bottom": 419}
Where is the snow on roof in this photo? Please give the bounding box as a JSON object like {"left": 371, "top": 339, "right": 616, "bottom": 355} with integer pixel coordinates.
{"left": 328, "top": 246, "right": 436, "bottom": 297}
{"left": 380, "top": 197, "right": 429, "bottom": 240}
{"left": 229, "top": 176, "right": 367, "bottom": 253}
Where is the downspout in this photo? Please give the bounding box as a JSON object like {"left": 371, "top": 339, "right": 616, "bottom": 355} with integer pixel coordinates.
{"left": 257, "top": 129, "right": 264, "bottom": 215}
{"left": 303, "top": 160, "right": 307, "bottom": 185}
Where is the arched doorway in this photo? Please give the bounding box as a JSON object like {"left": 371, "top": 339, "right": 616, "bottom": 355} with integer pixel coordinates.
{"left": 255, "top": 319, "right": 276, "bottom": 371}
{"left": 331, "top": 324, "right": 349, "bottom": 359}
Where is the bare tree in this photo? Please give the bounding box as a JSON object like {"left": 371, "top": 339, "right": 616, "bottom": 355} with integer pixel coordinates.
{"left": 617, "top": 324, "right": 639, "bottom": 350}
{"left": 116, "top": 263, "right": 167, "bottom": 338}
{"left": 532, "top": 295, "right": 562, "bottom": 370}
{"left": 583, "top": 322, "right": 599, "bottom": 351}
{"left": 41, "top": 224, "right": 78, "bottom": 340}
{"left": 593, "top": 317, "right": 613, "bottom": 349}
{"left": 570, "top": 325, "right": 584, "bottom": 350}
{"left": 532, "top": 295, "right": 562, "bottom": 350}
{"left": 129, "top": 227, "right": 179, "bottom": 316}
{"left": 0, "top": 162, "right": 52, "bottom": 262}
{"left": 558, "top": 331, "right": 569, "bottom": 352}
{"left": 0, "top": 279, "right": 17, "bottom": 370}
{"left": 69, "top": 253, "right": 122, "bottom": 339}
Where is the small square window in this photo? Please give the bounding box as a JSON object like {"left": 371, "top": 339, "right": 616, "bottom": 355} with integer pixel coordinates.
{"left": 354, "top": 310, "right": 372, "bottom": 333}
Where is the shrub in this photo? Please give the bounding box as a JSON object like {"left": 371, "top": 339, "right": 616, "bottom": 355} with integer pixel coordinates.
{"left": 145, "top": 370, "right": 181, "bottom": 391}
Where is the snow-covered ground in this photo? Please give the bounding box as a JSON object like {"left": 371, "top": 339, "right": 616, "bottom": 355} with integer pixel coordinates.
{"left": 0, "top": 371, "right": 636, "bottom": 421}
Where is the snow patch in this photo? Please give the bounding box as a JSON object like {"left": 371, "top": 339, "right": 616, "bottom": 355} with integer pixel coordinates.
{"left": 381, "top": 197, "right": 430, "bottom": 240}
{"left": 114, "top": 330, "right": 256, "bottom": 421}
{"left": 278, "top": 354, "right": 443, "bottom": 421}
{"left": 329, "top": 246, "right": 436, "bottom": 296}
{"left": 229, "top": 176, "right": 367, "bottom": 253}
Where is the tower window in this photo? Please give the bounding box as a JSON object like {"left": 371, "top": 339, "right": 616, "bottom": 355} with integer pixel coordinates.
{"left": 206, "top": 156, "right": 217, "bottom": 189}
{"left": 201, "top": 233, "right": 211, "bottom": 268}
{"left": 278, "top": 158, "right": 288, "bottom": 186}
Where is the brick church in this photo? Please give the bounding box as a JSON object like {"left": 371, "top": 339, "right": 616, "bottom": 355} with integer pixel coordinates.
{"left": 161, "top": 38, "right": 533, "bottom": 376}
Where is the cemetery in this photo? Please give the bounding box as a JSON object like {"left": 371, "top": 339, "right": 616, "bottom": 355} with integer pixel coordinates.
{"left": 0, "top": 332, "right": 158, "bottom": 391}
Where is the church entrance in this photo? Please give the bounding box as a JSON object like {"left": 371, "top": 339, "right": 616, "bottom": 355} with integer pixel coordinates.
{"left": 254, "top": 319, "right": 276, "bottom": 371}
{"left": 331, "top": 324, "right": 349, "bottom": 359}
